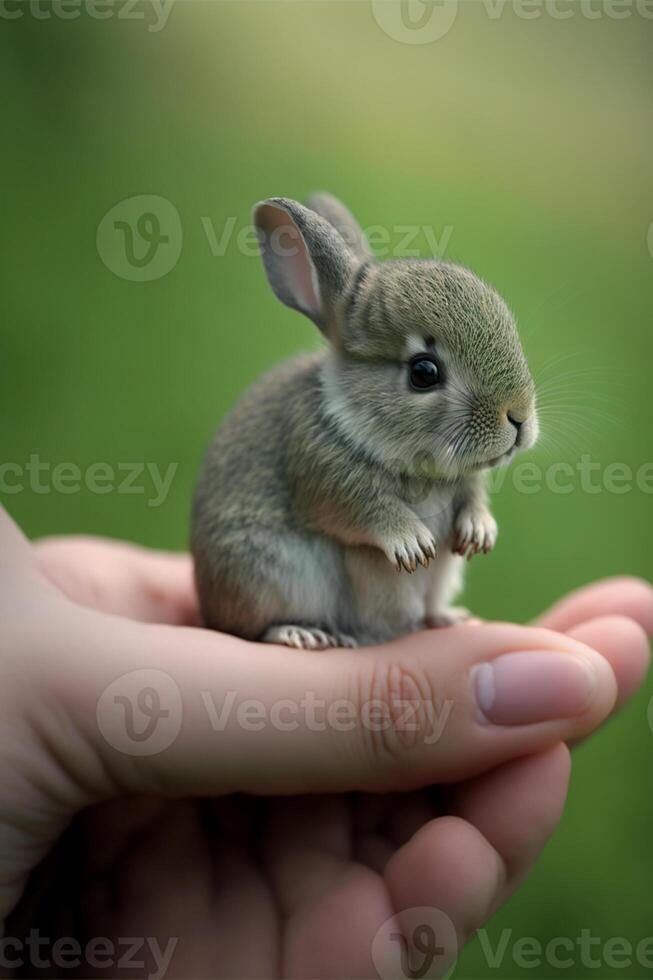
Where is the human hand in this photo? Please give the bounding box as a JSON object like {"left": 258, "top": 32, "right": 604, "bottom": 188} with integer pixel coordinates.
{"left": 2, "top": 508, "right": 651, "bottom": 978}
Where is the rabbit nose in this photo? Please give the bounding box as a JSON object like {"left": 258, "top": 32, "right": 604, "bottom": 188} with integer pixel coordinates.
{"left": 505, "top": 409, "right": 528, "bottom": 447}
{"left": 506, "top": 410, "right": 524, "bottom": 431}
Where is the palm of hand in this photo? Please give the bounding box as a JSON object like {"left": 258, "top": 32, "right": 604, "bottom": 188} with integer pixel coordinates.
{"left": 15, "top": 535, "right": 651, "bottom": 980}
{"left": 41, "top": 744, "right": 566, "bottom": 979}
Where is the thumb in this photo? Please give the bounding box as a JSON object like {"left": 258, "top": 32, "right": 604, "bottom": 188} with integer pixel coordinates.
{"left": 52, "top": 611, "right": 617, "bottom": 798}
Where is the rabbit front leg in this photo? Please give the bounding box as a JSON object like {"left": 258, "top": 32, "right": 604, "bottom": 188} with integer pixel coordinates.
{"left": 296, "top": 464, "right": 438, "bottom": 573}
{"left": 381, "top": 510, "right": 438, "bottom": 573}
{"left": 327, "top": 494, "right": 437, "bottom": 573}
{"left": 452, "top": 472, "right": 498, "bottom": 560}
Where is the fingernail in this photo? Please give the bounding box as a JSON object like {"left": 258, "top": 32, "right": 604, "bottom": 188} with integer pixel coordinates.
{"left": 472, "top": 651, "right": 598, "bottom": 725}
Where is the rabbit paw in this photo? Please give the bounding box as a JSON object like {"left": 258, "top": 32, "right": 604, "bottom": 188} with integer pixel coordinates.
{"left": 384, "top": 529, "right": 437, "bottom": 573}
{"left": 452, "top": 508, "right": 498, "bottom": 559}
{"left": 262, "top": 625, "right": 358, "bottom": 650}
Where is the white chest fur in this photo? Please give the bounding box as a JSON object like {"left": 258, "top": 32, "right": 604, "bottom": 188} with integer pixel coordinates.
{"left": 344, "top": 543, "right": 464, "bottom": 644}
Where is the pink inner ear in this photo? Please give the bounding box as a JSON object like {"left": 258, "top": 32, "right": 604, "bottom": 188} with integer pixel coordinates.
{"left": 288, "top": 237, "right": 320, "bottom": 317}
{"left": 263, "top": 205, "right": 321, "bottom": 319}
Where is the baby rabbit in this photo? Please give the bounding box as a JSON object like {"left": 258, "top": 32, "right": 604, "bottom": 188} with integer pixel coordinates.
{"left": 191, "top": 193, "right": 538, "bottom": 648}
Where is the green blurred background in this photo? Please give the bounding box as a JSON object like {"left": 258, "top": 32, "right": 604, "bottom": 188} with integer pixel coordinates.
{"left": 1, "top": 1, "right": 652, "bottom": 975}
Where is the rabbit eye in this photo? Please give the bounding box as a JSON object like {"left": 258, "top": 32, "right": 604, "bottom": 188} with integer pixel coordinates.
{"left": 409, "top": 355, "right": 442, "bottom": 391}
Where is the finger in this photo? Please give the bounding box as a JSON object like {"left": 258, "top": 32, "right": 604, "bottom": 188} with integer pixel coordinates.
{"left": 565, "top": 615, "right": 650, "bottom": 714}
{"left": 343, "top": 623, "right": 615, "bottom": 789}
{"left": 536, "top": 576, "right": 653, "bottom": 635}
{"left": 35, "top": 536, "right": 198, "bottom": 625}
{"left": 383, "top": 816, "right": 502, "bottom": 976}
{"left": 447, "top": 743, "right": 570, "bottom": 908}
{"left": 284, "top": 855, "right": 394, "bottom": 979}
{"left": 382, "top": 745, "right": 571, "bottom": 977}
{"left": 46, "top": 614, "right": 617, "bottom": 801}
{"left": 83, "top": 800, "right": 268, "bottom": 980}
{"left": 262, "top": 795, "right": 353, "bottom": 918}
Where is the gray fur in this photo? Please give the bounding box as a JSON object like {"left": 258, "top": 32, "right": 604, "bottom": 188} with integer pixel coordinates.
{"left": 253, "top": 197, "right": 357, "bottom": 340}
{"left": 191, "top": 194, "right": 538, "bottom": 648}
{"left": 305, "top": 191, "right": 373, "bottom": 261}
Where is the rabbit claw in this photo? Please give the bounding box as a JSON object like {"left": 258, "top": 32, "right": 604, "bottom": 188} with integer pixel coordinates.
{"left": 390, "top": 532, "right": 437, "bottom": 573}
{"left": 262, "top": 625, "right": 358, "bottom": 650}
{"left": 452, "top": 508, "right": 498, "bottom": 560}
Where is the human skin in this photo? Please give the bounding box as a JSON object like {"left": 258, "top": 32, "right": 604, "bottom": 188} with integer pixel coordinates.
{"left": 0, "top": 506, "right": 652, "bottom": 978}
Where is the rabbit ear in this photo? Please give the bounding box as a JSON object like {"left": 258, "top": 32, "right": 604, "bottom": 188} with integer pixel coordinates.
{"left": 253, "top": 197, "right": 358, "bottom": 340}
{"left": 305, "top": 191, "right": 373, "bottom": 262}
